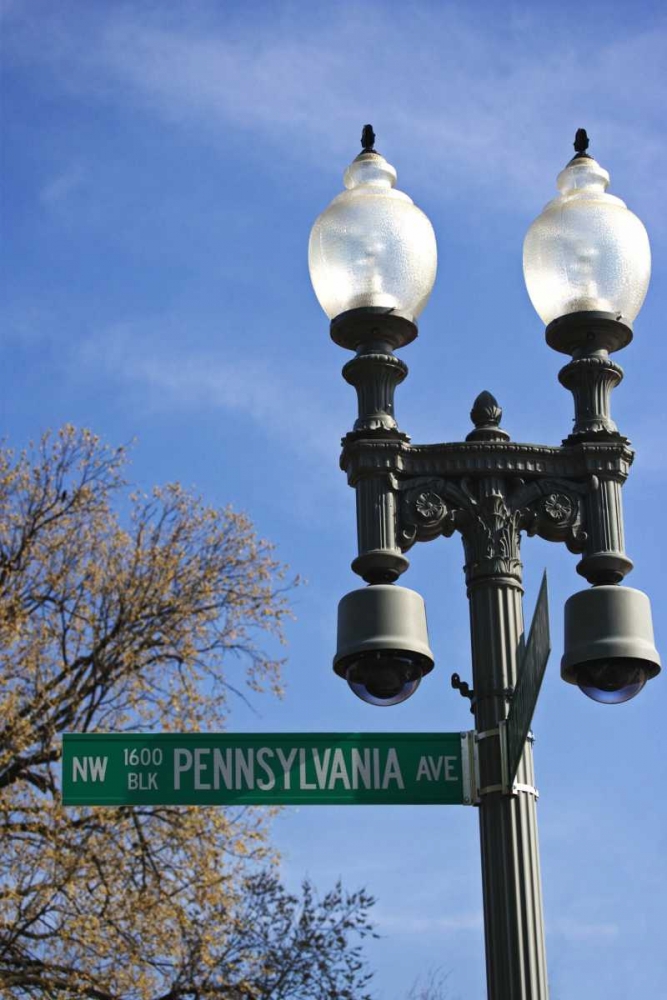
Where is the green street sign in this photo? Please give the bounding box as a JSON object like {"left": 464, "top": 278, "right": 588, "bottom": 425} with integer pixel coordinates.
{"left": 62, "top": 732, "right": 472, "bottom": 807}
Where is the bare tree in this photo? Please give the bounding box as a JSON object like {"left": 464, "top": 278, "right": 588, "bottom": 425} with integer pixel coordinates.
{"left": 0, "top": 427, "right": 375, "bottom": 999}
{"left": 407, "top": 967, "right": 453, "bottom": 1000}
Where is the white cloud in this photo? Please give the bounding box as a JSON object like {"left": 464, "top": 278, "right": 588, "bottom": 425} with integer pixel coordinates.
{"left": 375, "top": 910, "right": 483, "bottom": 933}
{"left": 547, "top": 918, "right": 619, "bottom": 941}
{"left": 79, "top": 319, "right": 344, "bottom": 465}
{"left": 374, "top": 908, "right": 620, "bottom": 940}
{"left": 4, "top": 2, "right": 666, "bottom": 223}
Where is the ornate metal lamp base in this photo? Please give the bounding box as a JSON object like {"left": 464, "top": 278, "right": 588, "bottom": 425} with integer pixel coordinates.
{"left": 330, "top": 307, "right": 417, "bottom": 353}
{"left": 545, "top": 310, "right": 632, "bottom": 356}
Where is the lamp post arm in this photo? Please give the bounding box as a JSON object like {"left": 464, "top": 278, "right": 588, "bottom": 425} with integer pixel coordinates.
{"left": 550, "top": 311, "right": 636, "bottom": 585}
{"left": 342, "top": 431, "right": 635, "bottom": 588}
{"left": 338, "top": 308, "right": 636, "bottom": 592}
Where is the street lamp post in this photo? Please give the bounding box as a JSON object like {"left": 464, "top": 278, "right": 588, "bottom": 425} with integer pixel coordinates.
{"left": 308, "top": 127, "right": 661, "bottom": 1000}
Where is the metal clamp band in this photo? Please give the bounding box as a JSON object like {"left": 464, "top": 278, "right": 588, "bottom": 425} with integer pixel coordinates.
{"left": 472, "top": 724, "right": 539, "bottom": 800}
{"left": 475, "top": 727, "right": 500, "bottom": 742}
{"left": 477, "top": 783, "right": 505, "bottom": 797}
{"left": 511, "top": 782, "right": 539, "bottom": 798}
{"left": 476, "top": 781, "right": 539, "bottom": 800}
{"left": 474, "top": 685, "right": 515, "bottom": 704}
{"left": 460, "top": 731, "right": 475, "bottom": 805}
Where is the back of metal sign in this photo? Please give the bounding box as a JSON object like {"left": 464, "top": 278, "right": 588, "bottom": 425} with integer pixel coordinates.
{"left": 505, "top": 572, "right": 551, "bottom": 787}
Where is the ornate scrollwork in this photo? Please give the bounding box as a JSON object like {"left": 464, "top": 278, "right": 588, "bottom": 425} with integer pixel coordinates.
{"left": 398, "top": 480, "right": 458, "bottom": 549}
{"left": 511, "top": 478, "right": 587, "bottom": 553}
{"left": 461, "top": 486, "right": 523, "bottom": 585}
{"left": 398, "top": 477, "right": 524, "bottom": 584}
{"left": 396, "top": 473, "right": 589, "bottom": 583}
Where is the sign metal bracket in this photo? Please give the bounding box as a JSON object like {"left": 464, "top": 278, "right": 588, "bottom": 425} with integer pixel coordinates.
{"left": 460, "top": 730, "right": 476, "bottom": 805}
{"left": 469, "top": 724, "right": 539, "bottom": 802}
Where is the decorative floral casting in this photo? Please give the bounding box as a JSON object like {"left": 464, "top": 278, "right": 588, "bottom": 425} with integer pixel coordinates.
{"left": 397, "top": 476, "right": 587, "bottom": 580}
{"left": 415, "top": 491, "right": 446, "bottom": 522}
{"left": 542, "top": 493, "right": 574, "bottom": 523}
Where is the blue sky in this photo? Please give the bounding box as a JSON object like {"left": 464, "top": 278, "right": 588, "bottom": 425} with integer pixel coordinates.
{"left": 2, "top": 1, "right": 666, "bottom": 998}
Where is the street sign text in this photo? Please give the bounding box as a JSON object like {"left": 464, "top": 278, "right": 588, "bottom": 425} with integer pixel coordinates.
{"left": 62, "top": 732, "right": 471, "bottom": 806}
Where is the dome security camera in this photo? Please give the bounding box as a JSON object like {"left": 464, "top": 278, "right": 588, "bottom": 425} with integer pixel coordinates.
{"left": 561, "top": 585, "right": 661, "bottom": 704}
{"left": 333, "top": 584, "right": 434, "bottom": 706}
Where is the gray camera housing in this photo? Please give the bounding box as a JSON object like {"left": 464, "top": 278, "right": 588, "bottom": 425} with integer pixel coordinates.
{"left": 334, "top": 584, "right": 434, "bottom": 705}
{"left": 562, "top": 585, "right": 660, "bottom": 702}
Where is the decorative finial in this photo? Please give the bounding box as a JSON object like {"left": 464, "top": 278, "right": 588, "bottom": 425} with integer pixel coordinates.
{"left": 361, "top": 124, "right": 376, "bottom": 153}
{"left": 471, "top": 391, "right": 501, "bottom": 428}
{"left": 573, "top": 128, "right": 591, "bottom": 158}
{"left": 466, "top": 391, "right": 510, "bottom": 442}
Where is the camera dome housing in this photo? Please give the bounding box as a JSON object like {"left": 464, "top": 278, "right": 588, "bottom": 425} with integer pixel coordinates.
{"left": 561, "top": 585, "right": 660, "bottom": 704}
{"left": 334, "top": 585, "right": 434, "bottom": 706}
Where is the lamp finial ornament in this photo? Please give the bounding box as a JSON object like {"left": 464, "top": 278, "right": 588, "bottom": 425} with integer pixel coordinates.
{"left": 573, "top": 128, "right": 590, "bottom": 158}
{"left": 361, "top": 124, "right": 376, "bottom": 153}
{"left": 471, "top": 390, "right": 502, "bottom": 429}
{"left": 467, "top": 390, "right": 510, "bottom": 441}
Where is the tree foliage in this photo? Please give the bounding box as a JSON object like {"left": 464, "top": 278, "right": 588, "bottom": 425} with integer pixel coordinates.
{"left": 201, "top": 873, "right": 376, "bottom": 1000}
{"left": 406, "top": 968, "right": 453, "bottom": 1000}
{"left": 0, "top": 427, "right": 375, "bottom": 999}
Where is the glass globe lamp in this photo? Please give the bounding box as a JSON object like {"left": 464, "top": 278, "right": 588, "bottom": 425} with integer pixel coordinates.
{"left": 308, "top": 126, "right": 437, "bottom": 324}
{"left": 523, "top": 130, "right": 651, "bottom": 328}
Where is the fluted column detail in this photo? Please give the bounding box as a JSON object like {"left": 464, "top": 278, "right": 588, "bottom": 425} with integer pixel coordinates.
{"left": 352, "top": 477, "right": 409, "bottom": 583}
{"left": 557, "top": 345, "right": 633, "bottom": 584}
{"left": 577, "top": 476, "right": 632, "bottom": 583}
{"left": 558, "top": 352, "right": 623, "bottom": 441}
{"left": 464, "top": 489, "right": 549, "bottom": 1000}
{"left": 342, "top": 347, "right": 408, "bottom": 433}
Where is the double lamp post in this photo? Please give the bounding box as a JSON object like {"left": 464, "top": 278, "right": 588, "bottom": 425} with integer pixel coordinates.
{"left": 307, "top": 126, "right": 661, "bottom": 1000}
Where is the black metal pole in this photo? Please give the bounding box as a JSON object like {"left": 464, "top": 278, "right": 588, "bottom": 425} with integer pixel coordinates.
{"left": 467, "top": 565, "right": 549, "bottom": 999}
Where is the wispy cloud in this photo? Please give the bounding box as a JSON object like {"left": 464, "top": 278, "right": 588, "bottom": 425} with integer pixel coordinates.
{"left": 375, "top": 910, "right": 483, "bottom": 933}
{"left": 547, "top": 918, "right": 619, "bottom": 941}
{"left": 4, "top": 2, "right": 666, "bottom": 223}
{"left": 40, "top": 164, "right": 85, "bottom": 206}
{"left": 375, "top": 909, "right": 620, "bottom": 940}
{"left": 79, "top": 319, "right": 344, "bottom": 465}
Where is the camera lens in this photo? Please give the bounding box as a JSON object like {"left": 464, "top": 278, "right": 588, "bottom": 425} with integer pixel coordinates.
{"left": 577, "top": 658, "right": 649, "bottom": 705}
{"left": 346, "top": 653, "right": 423, "bottom": 706}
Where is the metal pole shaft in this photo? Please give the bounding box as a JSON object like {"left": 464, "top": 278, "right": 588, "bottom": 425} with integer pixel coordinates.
{"left": 468, "top": 570, "right": 549, "bottom": 1000}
